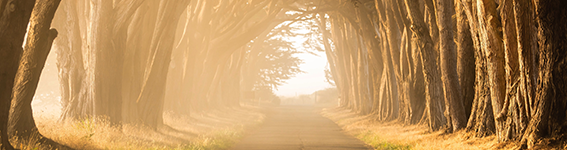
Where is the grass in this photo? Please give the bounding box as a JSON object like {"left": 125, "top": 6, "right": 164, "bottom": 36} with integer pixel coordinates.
{"left": 357, "top": 130, "right": 411, "bottom": 150}
{"left": 182, "top": 127, "right": 245, "bottom": 150}
{"left": 321, "top": 107, "right": 518, "bottom": 150}
{"left": 13, "top": 105, "right": 266, "bottom": 150}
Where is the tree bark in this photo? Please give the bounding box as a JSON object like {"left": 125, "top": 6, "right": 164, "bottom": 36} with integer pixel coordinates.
{"left": 0, "top": 0, "right": 36, "bottom": 149}
{"left": 404, "top": 0, "right": 446, "bottom": 131}
{"left": 511, "top": 0, "right": 536, "bottom": 141}
{"left": 54, "top": 0, "right": 91, "bottom": 122}
{"left": 477, "top": 0, "right": 507, "bottom": 140}
{"left": 455, "top": 0, "right": 475, "bottom": 120}
{"left": 499, "top": 0, "right": 526, "bottom": 140}
{"left": 459, "top": 0, "right": 497, "bottom": 137}
{"left": 90, "top": 0, "right": 123, "bottom": 125}
{"left": 436, "top": 0, "right": 467, "bottom": 131}
{"left": 8, "top": 0, "right": 60, "bottom": 139}
{"left": 513, "top": 0, "right": 537, "bottom": 118}
{"left": 132, "top": 0, "right": 190, "bottom": 129}
{"left": 522, "top": 0, "right": 567, "bottom": 148}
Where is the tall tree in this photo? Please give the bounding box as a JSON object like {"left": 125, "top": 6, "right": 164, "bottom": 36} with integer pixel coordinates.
{"left": 435, "top": 0, "right": 467, "bottom": 131}
{"left": 477, "top": 0, "right": 507, "bottom": 140}
{"left": 8, "top": 0, "right": 61, "bottom": 139}
{"left": 127, "top": 0, "right": 191, "bottom": 129}
{"left": 459, "top": 0, "right": 496, "bottom": 138}
{"left": 55, "top": 0, "right": 91, "bottom": 122}
{"left": 404, "top": 0, "right": 446, "bottom": 131}
{"left": 522, "top": 0, "right": 567, "bottom": 148}
{"left": 455, "top": 0, "right": 475, "bottom": 120}
{"left": 0, "top": 0, "right": 37, "bottom": 149}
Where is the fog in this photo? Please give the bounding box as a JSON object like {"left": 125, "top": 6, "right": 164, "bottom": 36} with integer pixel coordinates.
{"left": 32, "top": 52, "right": 61, "bottom": 119}
{"left": 275, "top": 51, "right": 332, "bottom": 97}
{"left": 11, "top": 1, "right": 342, "bottom": 149}
{"left": 3, "top": 0, "right": 564, "bottom": 149}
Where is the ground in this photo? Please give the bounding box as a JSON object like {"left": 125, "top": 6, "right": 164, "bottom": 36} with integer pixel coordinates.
{"left": 231, "top": 105, "right": 372, "bottom": 150}
{"left": 22, "top": 99, "right": 525, "bottom": 150}
{"left": 322, "top": 107, "right": 520, "bottom": 150}
{"left": 23, "top": 104, "right": 265, "bottom": 149}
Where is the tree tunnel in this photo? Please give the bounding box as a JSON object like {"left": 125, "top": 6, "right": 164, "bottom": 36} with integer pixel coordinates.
{"left": 0, "top": 0, "right": 566, "bottom": 149}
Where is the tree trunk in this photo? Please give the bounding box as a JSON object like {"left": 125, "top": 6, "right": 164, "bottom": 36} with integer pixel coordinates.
{"left": 499, "top": 0, "right": 527, "bottom": 141}
{"left": 459, "top": 0, "right": 496, "bottom": 137}
{"left": 477, "top": 0, "right": 507, "bottom": 140}
{"left": 409, "top": 39, "right": 426, "bottom": 124}
{"left": 0, "top": 0, "right": 36, "bottom": 149}
{"left": 90, "top": 0, "right": 123, "bottom": 125}
{"left": 455, "top": 0, "right": 475, "bottom": 120}
{"left": 122, "top": 0, "right": 158, "bottom": 126}
{"left": 436, "top": 0, "right": 467, "bottom": 131}
{"left": 131, "top": 0, "right": 190, "bottom": 129}
{"left": 512, "top": 0, "right": 536, "bottom": 141}
{"left": 522, "top": 0, "right": 567, "bottom": 148}
{"left": 383, "top": 0, "right": 400, "bottom": 120}
{"left": 404, "top": 0, "right": 446, "bottom": 131}
{"left": 55, "top": 0, "right": 91, "bottom": 122}
{"left": 8, "top": 0, "right": 60, "bottom": 139}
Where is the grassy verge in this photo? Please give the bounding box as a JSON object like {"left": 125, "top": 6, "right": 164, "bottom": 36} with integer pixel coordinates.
{"left": 182, "top": 126, "right": 247, "bottom": 150}
{"left": 356, "top": 130, "right": 411, "bottom": 150}
{"left": 321, "top": 107, "right": 516, "bottom": 150}
{"left": 13, "top": 105, "right": 265, "bottom": 150}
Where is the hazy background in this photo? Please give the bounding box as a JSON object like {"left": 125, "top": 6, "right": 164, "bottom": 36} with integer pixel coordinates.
{"left": 275, "top": 51, "right": 332, "bottom": 96}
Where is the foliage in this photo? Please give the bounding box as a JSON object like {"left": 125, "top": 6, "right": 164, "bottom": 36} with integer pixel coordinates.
{"left": 242, "top": 13, "right": 326, "bottom": 94}
{"left": 246, "top": 37, "right": 304, "bottom": 89}
{"left": 324, "top": 66, "right": 335, "bottom": 86}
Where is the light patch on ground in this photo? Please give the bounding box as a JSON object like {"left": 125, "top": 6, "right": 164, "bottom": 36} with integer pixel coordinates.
{"left": 19, "top": 105, "right": 266, "bottom": 150}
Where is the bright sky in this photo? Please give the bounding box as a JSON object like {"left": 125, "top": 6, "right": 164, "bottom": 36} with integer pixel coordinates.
{"left": 272, "top": 16, "right": 334, "bottom": 97}
{"left": 275, "top": 51, "right": 333, "bottom": 96}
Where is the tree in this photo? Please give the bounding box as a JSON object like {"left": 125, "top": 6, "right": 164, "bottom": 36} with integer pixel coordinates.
{"left": 125, "top": 0, "right": 192, "bottom": 129}
{"left": 435, "top": 0, "right": 467, "bottom": 131}
{"left": 54, "top": 0, "right": 148, "bottom": 125}
{"left": 404, "top": 0, "right": 446, "bottom": 131}
{"left": 0, "top": 0, "right": 37, "bottom": 149}
{"left": 8, "top": 0, "right": 60, "bottom": 140}
{"left": 53, "top": 0, "right": 90, "bottom": 122}
{"left": 54, "top": 0, "right": 189, "bottom": 129}
{"left": 455, "top": 0, "right": 475, "bottom": 121}
{"left": 522, "top": 0, "right": 567, "bottom": 148}
{"left": 459, "top": 0, "right": 496, "bottom": 138}
{"left": 242, "top": 37, "right": 304, "bottom": 91}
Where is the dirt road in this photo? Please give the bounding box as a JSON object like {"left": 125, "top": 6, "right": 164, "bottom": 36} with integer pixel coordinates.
{"left": 231, "top": 105, "right": 373, "bottom": 150}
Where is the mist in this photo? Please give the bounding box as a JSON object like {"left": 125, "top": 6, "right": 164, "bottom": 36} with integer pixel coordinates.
{"left": 1, "top": 0, "right": 567, "bottom": 149}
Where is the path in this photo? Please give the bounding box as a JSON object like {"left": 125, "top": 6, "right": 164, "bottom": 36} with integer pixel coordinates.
{"left": 231, "top": 105, "right": 373, "bottom": 150}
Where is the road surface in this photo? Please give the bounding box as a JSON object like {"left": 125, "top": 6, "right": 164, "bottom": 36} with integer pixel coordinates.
{"left": 231, "top": 105, "right": 373, "bottom": 150}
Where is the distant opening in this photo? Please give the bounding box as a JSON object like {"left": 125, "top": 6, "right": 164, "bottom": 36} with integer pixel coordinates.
{"left": 260, "top": 13, "right": 337, "bottom": 106}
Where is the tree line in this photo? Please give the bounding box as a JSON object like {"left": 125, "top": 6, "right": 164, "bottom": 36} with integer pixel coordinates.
{"left": 321, "top": 0, "right": 567, "bottom": 148}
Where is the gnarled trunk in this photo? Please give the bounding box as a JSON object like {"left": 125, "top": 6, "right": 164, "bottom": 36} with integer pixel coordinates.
{"left": 8, "top": 0, "right": 60, "bottom": 139}
{"left": 0, "top": 0, "right": 36, "bottom": 149}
